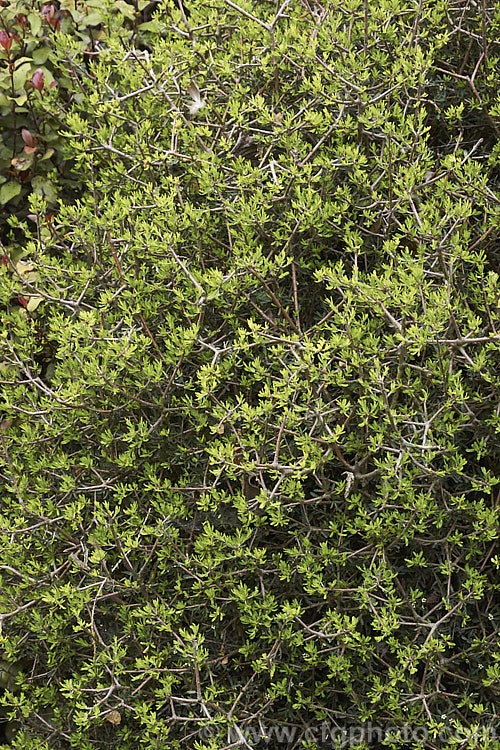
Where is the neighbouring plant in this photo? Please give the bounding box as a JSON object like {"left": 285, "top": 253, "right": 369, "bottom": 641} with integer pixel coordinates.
{"left": 0, "top": 1, "right": 499, "bottom": 749}
{"left": 0, "top": 0, "right": 160, "bottom": 221}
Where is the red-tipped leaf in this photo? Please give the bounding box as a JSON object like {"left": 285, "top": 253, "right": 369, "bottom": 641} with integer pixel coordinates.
{"left": 0, "top": 30, "right": 13, "bottom": 52}
{"left": 31, "top": 69, "right": 45, "bottom": 91}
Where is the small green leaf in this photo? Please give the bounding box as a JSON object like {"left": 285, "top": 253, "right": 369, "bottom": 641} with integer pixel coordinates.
{"left": 41, "top": 148, "right": 55, "bottom": 161}
{"left": 81, "top": 11, "right": 104, "bottom": 26}
{"left": 13, "top": 57, "right": 35, "bottom": 67}
{"left": 8, "top": 94, "right": 28, "bottom": 106}
{"left": 138, "top": 21, "right": 160, "bottom": 32}
{"left": 29, "top": 13, "right": 42, "bottom": 36}
{"left": 114, "top": 0, "right": 136, "bottom": 20}
{"left": 32, "top": 47, "right": 51, "bottom": 65}
{"left": 0, "top": 181, "right": 22, "bottom": 205}
{"left": 12, "top": 63, "right": 32, "bottom": 92}
{"left": 31, "top": 176, "right": 57, "bottom": 203}
{"left": 27, "top": 296, "right": 44, "bottom": 312}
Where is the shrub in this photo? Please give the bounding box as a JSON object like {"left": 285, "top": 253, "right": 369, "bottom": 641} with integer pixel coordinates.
{"left": 0, "top": 0, "right": 499, "bottom": 748}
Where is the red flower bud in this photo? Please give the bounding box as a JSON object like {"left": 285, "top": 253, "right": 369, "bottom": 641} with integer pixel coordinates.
{"left": 21, "top": 129, "right": 36, "bottom": 148}
{"left": 31, "top": 68, "right": 45, "bottom": 91}
{"left": 18, "top": 296, "right": 28, "bottom": 308}
{"left": 0, "top": 30, "right": 13, "bottom": 52}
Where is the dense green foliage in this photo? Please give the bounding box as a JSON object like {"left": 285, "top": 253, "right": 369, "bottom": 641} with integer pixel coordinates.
{"left": 1, "top": 0, "right": 499, "bottom": 748}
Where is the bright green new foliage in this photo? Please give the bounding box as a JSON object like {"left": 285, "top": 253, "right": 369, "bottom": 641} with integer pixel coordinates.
{"left": 0, "top": 0, "right": 499, "bottom": 748}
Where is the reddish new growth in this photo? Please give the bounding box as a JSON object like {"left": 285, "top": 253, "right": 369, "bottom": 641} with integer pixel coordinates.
{"left": 31, "top": 69, "right": 45, "bottom": 91}
{"left": 41, "top": 4, "right": 61, "bottom": 31}
{"left": 21, "top": 128, "right": 37, "bottom": 154}
{"left": 0, "top": 30, "right": 13, "bottom": 52}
